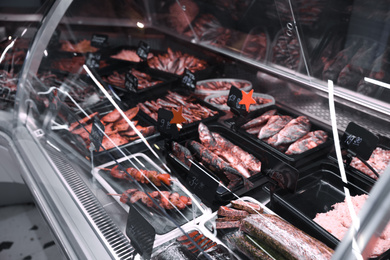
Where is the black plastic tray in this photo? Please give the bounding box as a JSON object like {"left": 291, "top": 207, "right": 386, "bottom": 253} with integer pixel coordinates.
{"left": 231, "top": 104, "right": 333, "bottom": 168}
{"left": 137, "top": 90, "right": 225, "bottom": 134}
{"left": 97, "top": 63, "right": 177, "bottom": 95}
{"left": 265, "top": 162, "right": 367, "bottom": 249}
{"left": 165, "top": 123, "right": 298, "bottom": 207}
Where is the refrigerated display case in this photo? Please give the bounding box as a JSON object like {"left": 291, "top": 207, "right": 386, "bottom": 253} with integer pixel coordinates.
{"left": 2, "top": 0, "right": 390, "bottom": 259}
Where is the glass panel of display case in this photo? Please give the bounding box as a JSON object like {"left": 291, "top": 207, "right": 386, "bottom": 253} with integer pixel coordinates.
{"left": 9, "top": 0, "right": 390, "bottom": 259}
{"left": 300, "top": 0, "right": 390, "bottom": 103}
{"left": 147, "top": 0, "right": 309, "bottom": 77}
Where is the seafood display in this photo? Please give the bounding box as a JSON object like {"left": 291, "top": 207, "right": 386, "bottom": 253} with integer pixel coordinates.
{"left": 206, "top": 93, "right": 273, "bottom": 111}
{"left": 184, "top": 123, "right": 261, "bottom": 189}
{"left": 100, "top": 165, "right": 172, "bottom": 186}
{"left": 61, "top": 39, "right": 98, "bottom": 53}
{"left": 314, "top": 194, "right": 390, "bottom": 258}
{"left": 51, "top": 56, "right": 108, "bottom": 74}
{"left": 70, "top": 106, "right": 155, "bottom": 151}
{"left": 147, "top": 48, "right": 207, "bottom": 75}
{"left": 110, "top": 49, "right": 154, "bottom": 62}
{"left": 272, "top": 30, "right": 301, "bottom": 70}
{"left": 114, "top": 188, "right": 192, "bottom": 210}
{"left": 350, "top": 147, "right": 390, "bottom": 179}
{"left": 103, "top": 69, "right": 163, "bottom": 90}
{"left": 188, "top": 140, "right": 249, "bottom": 189}
{"left": 244, "top": 110, "right": 328, "bottom": 155}
{"left": 137, "top": 91, "right": 218, "bottom": 125}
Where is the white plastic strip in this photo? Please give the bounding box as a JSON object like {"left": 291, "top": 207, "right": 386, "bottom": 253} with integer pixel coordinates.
{"left": 364, "top": 77, "right": 390, "bottom": 90}
{"left": 328, "top": 80, "right": 363, "bottom": 259}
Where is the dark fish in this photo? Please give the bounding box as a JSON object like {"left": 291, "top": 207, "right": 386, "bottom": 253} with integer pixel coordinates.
{"left": 258, "top": 115, "right": 292, "bottom": 140}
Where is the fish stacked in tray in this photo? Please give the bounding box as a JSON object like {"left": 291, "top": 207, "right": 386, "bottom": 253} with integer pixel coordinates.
{"left": 99, "top": 64, "right": 176, "bottom": 95}
{"left": 167, "top": 123, "right": 291, "bottom": 202}
{"left": 137, "top": 91, "right": 222, "bottom": 128}
{"left": 238, "top": 106, "right": 331, "bottom": 167}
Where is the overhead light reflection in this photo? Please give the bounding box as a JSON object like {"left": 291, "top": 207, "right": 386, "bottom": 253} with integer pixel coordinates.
{"left": 44, "top": 50, "right": 48, "bottom": 57}
{"left": 364, "top": 77, "right": 390, "bottom": 90}
{"left": 8, "top": 36, "right": 12, "bottom": 40}
{"left": 21, "top": 28, "right": 27, "bottom": 36}
{"left": 136, "top": 22, "right": 144, "bottom": 28}
{"left": 0, "top": 40, "right": 15, "bottom": 64}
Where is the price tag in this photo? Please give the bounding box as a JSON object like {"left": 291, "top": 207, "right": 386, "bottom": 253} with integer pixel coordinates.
{"left": 341, "top": 122, "right": 379, "bottom": 161}
{"left": 85, "top": 52, "right": 101, "bottom": 69}
{"left": 126, "top": 204, "right": 155, "bottom": 260}
{"left": 181, "top": 69, "right": 196, "bottom": 91}
{"left": 186, "top": 163, "right": 219, "bottom": 201}
{"left": 227, "top": 86, "right": 247, "bottom": 115}
{"left": 124, "top": 71, "right": 138, "bottom": 92}
{"left": 90, "top": 34, "right": 108, "bottom": 48}
{"left": 157, "top": 108, "right": 179, "bottom": 139}
{"left": 90, "top": 116, "right": 105, "bottom": 151}
{"left": 136, "top": 41, "right": 150, "bottom": 61}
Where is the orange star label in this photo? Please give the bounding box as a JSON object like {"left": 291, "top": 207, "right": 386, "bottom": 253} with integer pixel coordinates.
{"left": 170, "top": 106, "right": 186, "bottom": 130}
{"left": 239, "top": 89, "right": 256, "bottom": 112}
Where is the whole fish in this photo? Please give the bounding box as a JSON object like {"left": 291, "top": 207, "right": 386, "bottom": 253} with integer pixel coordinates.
{"left": 273, "top": 116, "right": 311, "bottom": 146}
{"left": 241, "top": 109, "right": 277, "bottom": 130}
{"left": 285, "top": 130, "right": 328, "bottom": 155}
{"left": 258, "top": 115, "right": 292, "bottom": 140}
{"left": 188, "top": 141, "right": 253, "bottom": 189}
{"left": 212, "top": 133, "right": 261, "bottom": 174}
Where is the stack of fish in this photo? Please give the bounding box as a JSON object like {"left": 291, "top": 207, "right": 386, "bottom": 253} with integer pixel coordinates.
{"left": 242, "top": 109, "right": 328, "bottom": 155}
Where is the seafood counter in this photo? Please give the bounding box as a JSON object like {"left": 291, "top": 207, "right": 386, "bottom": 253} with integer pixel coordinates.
{"left": 19, "top": 23, "right": 390, "bottom": 259}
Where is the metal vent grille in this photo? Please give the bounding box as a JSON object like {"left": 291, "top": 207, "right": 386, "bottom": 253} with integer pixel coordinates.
{"left": 45, "top": 144, "right": 135, "bottom": 260}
